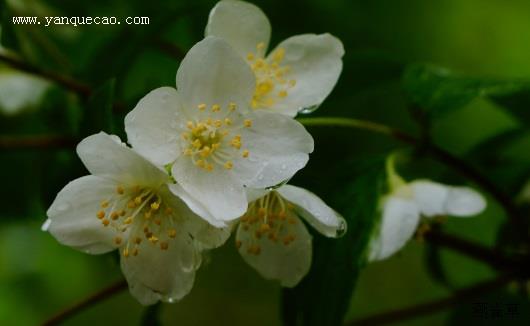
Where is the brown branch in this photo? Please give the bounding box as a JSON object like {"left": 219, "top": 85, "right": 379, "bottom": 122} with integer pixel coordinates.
{"left": 422, "top": 229, "right": 524, "bottom": 272}
{"left": 0, "top": 135, "right": 77, "bottom": 150}
{"left": 299, "top": 117, "right": 527, "bottom": 235}
{"left": 0, "top": 53, "right": 92, "bottom": 97}
{"left": 347, "top": 274, "right": 514, "bottom": 326}
{"left": 153, "top": 39, "right": 187, "bottom": 61}
{"left": 41, "top": 279, "right": 127, "bottom": 326}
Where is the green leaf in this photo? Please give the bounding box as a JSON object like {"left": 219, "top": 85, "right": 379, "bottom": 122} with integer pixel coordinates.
{"left": 282, "top": 156, "right": 388, "bottom": 326}
{"left": 80, "top": 79, "right": 115, "bottom": 136}
{"left": 402, "top": 64, "right": 530, "bottom": 120}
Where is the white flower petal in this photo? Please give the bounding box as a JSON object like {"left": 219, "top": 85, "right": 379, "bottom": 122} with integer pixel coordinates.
{"left": 172, "top": 156, "right": 248, "bottom": 222}
{"left": 176, "top": 36, "right": 255, "bottom": 113}
{"left": 236, "top": 110, "right": 314, "bottom": 188}
{"left": 120, "top": 230, "right": 198, "bottom": 305}
{"left": 277, "top": 185, "right": 344, "bottom": 237}
{"left": 125, "top": 87, "right": 182, "bottom": 166}
{"left": 0, "top": 71, "right": 49, "bottom": 116}
{"left": 76, "top": 132, "right": 168, "bottom": 187}
{"left": 410, "top": 180, "right": 486, "bottom": 217}
{"left": 205, "top": 0, "right": 271, "bottom": 58}
{"left": 46, "top": 175, "right": 119, "bottom": 254}
{"left": 268, "top": 34, "right": 344, "bottom": 116}
{"left": 167, "top": 183, "right": 226, "bottom": 228}
{"left": 236, "top": 215, "right": 312, "bottom": 287}
{"left": 445, "top": 186, "right": 486, "bottom": 216}
{"left": 162, "top": 184, "right": 231, "bottom": 248}
{"left": 245, "top": 187, "right": 269, "bottom": 203}
{"left": 368, "top": 196, "right": 420, "bottom": 261}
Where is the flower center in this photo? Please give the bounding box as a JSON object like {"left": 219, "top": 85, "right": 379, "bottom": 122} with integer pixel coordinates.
{"left": 180, "top": 102, "right": 251, "bottom": 171}
{"left": 95, "top": 185, "right": 179, "bottom": 257}
{"left": 236, "top": 191, "right": 298, "bottom": 255}
{"left": 247, "top": 43, "right": 296, "bottom": 109}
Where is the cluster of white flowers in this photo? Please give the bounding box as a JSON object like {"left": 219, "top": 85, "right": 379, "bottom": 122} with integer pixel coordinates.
{"left": 43, "top": 1, "right": 487, "bottom": 305}
{"left": 44, "top": 0, "right": 346, "bottom": 304}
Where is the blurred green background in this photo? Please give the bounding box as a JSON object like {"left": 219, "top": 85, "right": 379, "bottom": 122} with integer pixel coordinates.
{"left": 1, "top": 0, "right": 530, "bottom": 325}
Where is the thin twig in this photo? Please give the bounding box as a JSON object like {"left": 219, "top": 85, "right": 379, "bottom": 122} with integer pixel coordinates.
{"left": 422, "top": 229, "right": 524, "bottom": 272}
{"left": 346, "top": 274, "right": 514, "bottom": 326}
{"left": 153, "top": 39, "right": 187, "bottom": 61}
{"left": 0, "top": 135, "right": 77, "bottom": 150}
{"left": 41, "top": 279, "right": 128, "bottom": 326}
{"left": 0, "top": 53, "right": 92, "bottom": 97}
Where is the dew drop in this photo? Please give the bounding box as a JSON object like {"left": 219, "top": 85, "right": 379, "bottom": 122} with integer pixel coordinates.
{"left": 265, "top": 177, "right": 290, "bottom": 190}
{"left": 299, "top": 104, "right": 320, "bottom": 114}
{"left": 167, "top": 297, "right": 176, "bottom": 303}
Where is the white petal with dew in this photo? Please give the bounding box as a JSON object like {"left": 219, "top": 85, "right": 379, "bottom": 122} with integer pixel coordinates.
{"left": 176, "top": 36, "right": 255, "bottom": 114}
{"left": 46, "top": 175, "right": 119, "bottom": 254}
{"left": 205, "top": 0, "right": 271, "bottom": 58}
{"left": 125, "top": 87, "right": 183, "bottom": 166}
{"left": 267, "top": 34, "right": 344, "bottom": 116}
{"left": 236, "top": 215, "right": 312, "bottom": 287}
{"left": 278, "top": 185, "right": 345, "bottom": 238}
{"left": 76, "top": 132, "right": 168, "bottom": 187}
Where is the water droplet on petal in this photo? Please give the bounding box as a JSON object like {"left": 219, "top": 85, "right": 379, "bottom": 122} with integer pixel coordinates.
{"left": 299, "top": 104, "right": 320, "bottom": 114}
{"left": 167, "top": 297, "right": 176, "bottom": 303}
{"left": 265, "top": 177, "right": 290, "bottom": 190}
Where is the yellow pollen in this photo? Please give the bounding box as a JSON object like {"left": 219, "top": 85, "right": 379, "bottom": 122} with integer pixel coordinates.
{"left": 224, "top": 161, "right": 233, "bottom": 170}
{"left": 124, "top": 216, "right": 133, "bottom": 224}
{"left": 197, "top": 103, "right": 207, "bottom": 111}
{"left": 116, "top": 186, "right": 124, "bottom": 195}
{"left": 127, "top": 201, "right": 136, "bottom": 208}
{"left": 144, "top": 211, "right": 152, "bottom": 219}
{"left": 242, "top": 150, "right": 249, "bottom": 158}
{"left": 101, "top": 219, "right": 110, "bottom": 226}
{"left": 228, "top": 102, "right": 237, "bottom": 111}
{"left": 132, "top": 248, "right": 139, "bottom": 256}
{"left": 114, "top": 236, "right": 122, "bottom": 245}
{"left": 273, "top": 48, "right": 285, "bottom": 62}
{"left": 214, "top": 119, "right": 223, "bottom": 128}
{"left": 224, "top": 118, "right": 232, "bottom": 125}
{"left": 110, "top": 211, "right": 119, "bottom": 220}
{"left": 168, "top": 229, "right": 177, "bottom": 238}
{"left": 278, "top": 90, "right": 288, "bottom": 98}
{"left": 200, "top": 146, "right": 211, "bottom": 158}
{"left": 247, "top": 53, "right": 255, "bottom": 61}
{"left": 123, "top": 248, "right": 129, "bottom": 257}
{"left": 244, "top": 119, "right": 253, "bottom": 127}
{"left": 100, "top": 200, "right": 109, "bottom": 208}
{"left": 149, "top": 236, "right": 159, "bottom": 244}
{"left": 160, "top": 242, "right": 169, "bottom": 250}
{"left": 212, "top": 143, "right": 221, "bottom": 150}
{"left": 184, "top": 148, "right": 193, "bottom": 156}
{"left": 256, "top": 42, "right": 265, "bottom": 50}
{"left": 260, "top": 223, "right": 271, "bottom": 232}
{"left": 150, "top": 202, "right": 160, "bottom": 210}
{"left": 134, "top": 237, "right": 142, "bottom": 244}
{"left": 120, "top": 210, "right": 126, "bottom": 216}
{"left": 187, "top": 121, "right": 194, "bottom": 129}
{"left": 134, "top": 196, "right": 142, "bottom": 205}
{"left": 196, "top": 159, "right": 206, "bottom": 168}
{"left": 211, "top": 104, "right": 221, "bottom": 112}
{"left": 192, "top": 139, "right": 202, "bottom": 149}
{"left": 96, "top": 210, "right": 105, "bottom": 219}
{"left": 206, "top": 164, "right": 214, "bottom": 171}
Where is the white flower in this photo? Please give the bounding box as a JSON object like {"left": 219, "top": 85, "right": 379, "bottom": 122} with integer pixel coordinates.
{"left": 205, "top": 0, "right": 344, "bottom": 116}
{"left": 44, "top": 132, "right": 230, "bottom": 305}
{"left": 235, "top": 185, "right": 346, "bottom": 287}
{"left": 0, "top": 70, "right": 49, "bottom": 116}
{"left": 368, "top": 175, "right": 487, "bottom": 261}
{"left": 125, "top": 37, "right": 314, "bottom": 224}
